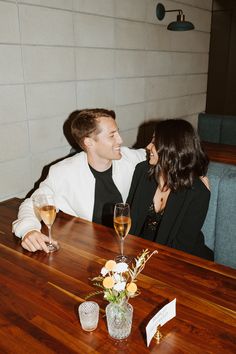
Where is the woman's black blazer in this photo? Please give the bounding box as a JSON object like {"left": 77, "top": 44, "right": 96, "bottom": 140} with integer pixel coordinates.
{"left": 127, "top": 161, "right": 214, "bottom": 260}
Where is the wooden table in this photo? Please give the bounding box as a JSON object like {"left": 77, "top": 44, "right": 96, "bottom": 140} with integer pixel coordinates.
{"left": 202, "top": 141, "right": 236, "bottom": 165}
{"left": 0, "top": 198, "right": 236, "bottom": 353}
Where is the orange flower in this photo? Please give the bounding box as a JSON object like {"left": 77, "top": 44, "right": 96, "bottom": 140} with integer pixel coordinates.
{"left": 105, "top": 260, "right": 116, "bottom": 271}
{"left": 126, "top": 282, "right": 137, "bottom": 293}
{"left": 103, "top": 276, "right": 115, "bottom": 289}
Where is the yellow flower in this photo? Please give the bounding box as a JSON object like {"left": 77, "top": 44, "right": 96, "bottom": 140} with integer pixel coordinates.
{"left": 103, "top": 276, "right": 115, "bottom": 289}
{"left": 105, "top": 260, "right": 116, "bottom": 271}
{"left": 126, "top": 282, "right": 137, "bottom": 293}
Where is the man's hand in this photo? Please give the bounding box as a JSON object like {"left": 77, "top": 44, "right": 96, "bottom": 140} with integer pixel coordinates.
{"left": 21, "top": 230, "right": 50, "bottom": 253}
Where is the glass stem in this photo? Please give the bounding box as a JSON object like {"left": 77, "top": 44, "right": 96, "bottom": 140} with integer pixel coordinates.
{"left": 120, "top": 238, "right": 124, "bottom": 256}
{"left": 48, "top": 226, "right": 53, "bottom": 245}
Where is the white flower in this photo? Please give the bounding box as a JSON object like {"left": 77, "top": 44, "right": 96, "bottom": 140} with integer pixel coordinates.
{"left": 113, "top": 281, "right": 126, "bottom": 292}
{"left": 113, "top": 273, "right": 121, "bottom": 282}
{"left": 101, "top": 267, "right": 108, "bottom": 276}
{"left": 114, "top": 262, "right": 128, "bottom": 273}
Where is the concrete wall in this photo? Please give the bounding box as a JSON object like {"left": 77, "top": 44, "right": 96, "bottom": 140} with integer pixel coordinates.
{"left": 0, "top": 0, "right": 212, "bottom": 201}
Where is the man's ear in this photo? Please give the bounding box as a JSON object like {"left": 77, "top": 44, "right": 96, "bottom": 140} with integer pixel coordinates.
{"left": 84, "top": 136, "right": 94, "bottom": 149}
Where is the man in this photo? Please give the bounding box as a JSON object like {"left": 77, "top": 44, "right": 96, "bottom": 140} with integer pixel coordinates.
{"left": 12, "top": 109, "right": 145, "bottom": 253}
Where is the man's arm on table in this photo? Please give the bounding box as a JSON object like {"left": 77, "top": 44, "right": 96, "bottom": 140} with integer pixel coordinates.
{"left": 12, "top": 169, "right": 57, "bottom": 252}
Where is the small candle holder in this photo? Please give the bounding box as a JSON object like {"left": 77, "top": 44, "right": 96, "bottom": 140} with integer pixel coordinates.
{"left": 78, "top": 301, "right": 99, "bottom": 332}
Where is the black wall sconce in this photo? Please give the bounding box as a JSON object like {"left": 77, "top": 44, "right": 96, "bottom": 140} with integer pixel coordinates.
{"left": 156, "top": 3, "right": 194, "bottom": 31}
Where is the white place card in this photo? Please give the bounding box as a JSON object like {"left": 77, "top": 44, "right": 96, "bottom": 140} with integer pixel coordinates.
{"left": 146, "top": 298, "right": 176, "bottom": 347}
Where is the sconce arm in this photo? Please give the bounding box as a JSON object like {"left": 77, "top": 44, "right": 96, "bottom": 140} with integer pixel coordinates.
{"left": 165, "top": 9, "right": 183, "bottom": 15}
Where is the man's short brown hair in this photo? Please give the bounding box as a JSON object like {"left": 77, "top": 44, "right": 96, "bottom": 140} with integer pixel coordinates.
{"left": 71, "top": 108, "right": 116, "bottom": 150}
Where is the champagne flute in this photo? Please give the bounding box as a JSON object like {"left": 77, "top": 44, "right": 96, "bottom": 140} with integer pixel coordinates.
{"left": 33, "top": 194, "right": 59, "bottom": 252}
{"left": 113, "top": 203, "right": 131, "bottom": 263}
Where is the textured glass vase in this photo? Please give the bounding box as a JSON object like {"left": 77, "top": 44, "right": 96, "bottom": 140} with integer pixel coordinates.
{"left": 106, "top": 301, "right": 133, "bottom": 340}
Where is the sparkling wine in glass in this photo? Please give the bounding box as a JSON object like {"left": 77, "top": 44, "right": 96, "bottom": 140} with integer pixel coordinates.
{"left": 33, "top": 194, "right": 59, "bottom": 252}
{"left": 113, "top": 203, "right": 131, "bottom": 263}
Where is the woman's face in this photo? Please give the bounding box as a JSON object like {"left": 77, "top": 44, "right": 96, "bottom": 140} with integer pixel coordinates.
{"left": 147, "top": 138, "right": 158, "bottom": 165}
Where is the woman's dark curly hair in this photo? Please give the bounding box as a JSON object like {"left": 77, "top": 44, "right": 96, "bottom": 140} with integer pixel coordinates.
{"left": 151, "top": 119, "right": 209, "bottom": 191}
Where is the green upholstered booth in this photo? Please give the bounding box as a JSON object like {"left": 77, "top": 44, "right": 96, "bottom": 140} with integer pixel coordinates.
{"left": 203, "top": 161, "right": 236, "bottom": 269}
{"left": 198, "top": 113, "right": 236, "bottom": 145}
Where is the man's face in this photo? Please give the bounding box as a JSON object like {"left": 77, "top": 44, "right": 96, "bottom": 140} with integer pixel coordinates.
{"left": 89, "top": 117, "right": 123, "bottom": 163}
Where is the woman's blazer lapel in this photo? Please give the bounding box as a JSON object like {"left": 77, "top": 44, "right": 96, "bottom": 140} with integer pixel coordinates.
{"left": 156, "top": 188, "right": 189, "bottom": 245}
{"left": 129, "top": 162, "right": 157, "bottom": 236}
{"left": 134, "top": 174, "right": 156, "bottom": 234}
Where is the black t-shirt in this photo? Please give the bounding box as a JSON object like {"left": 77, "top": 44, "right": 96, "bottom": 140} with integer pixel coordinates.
{"left": 89, "top": 165, "right": 123, "bottom": 227}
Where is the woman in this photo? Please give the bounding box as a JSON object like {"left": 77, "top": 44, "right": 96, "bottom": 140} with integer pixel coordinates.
{"left": 127, "top": 119, "right": 214, "bottom": 260}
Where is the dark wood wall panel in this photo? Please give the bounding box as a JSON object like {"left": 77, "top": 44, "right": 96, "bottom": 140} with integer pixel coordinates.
{"left": 206, "top": 0, "right": 236, "bottom": 115}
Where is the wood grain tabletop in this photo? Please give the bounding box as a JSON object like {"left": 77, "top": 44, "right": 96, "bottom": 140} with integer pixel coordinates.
{"left": 0, "top": 198, "right": 235, "bottom": 353}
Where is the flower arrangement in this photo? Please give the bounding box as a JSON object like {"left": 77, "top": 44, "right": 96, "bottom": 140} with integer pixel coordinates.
{"left": 86, "top": 249, "right": 157, "bottom": 305}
